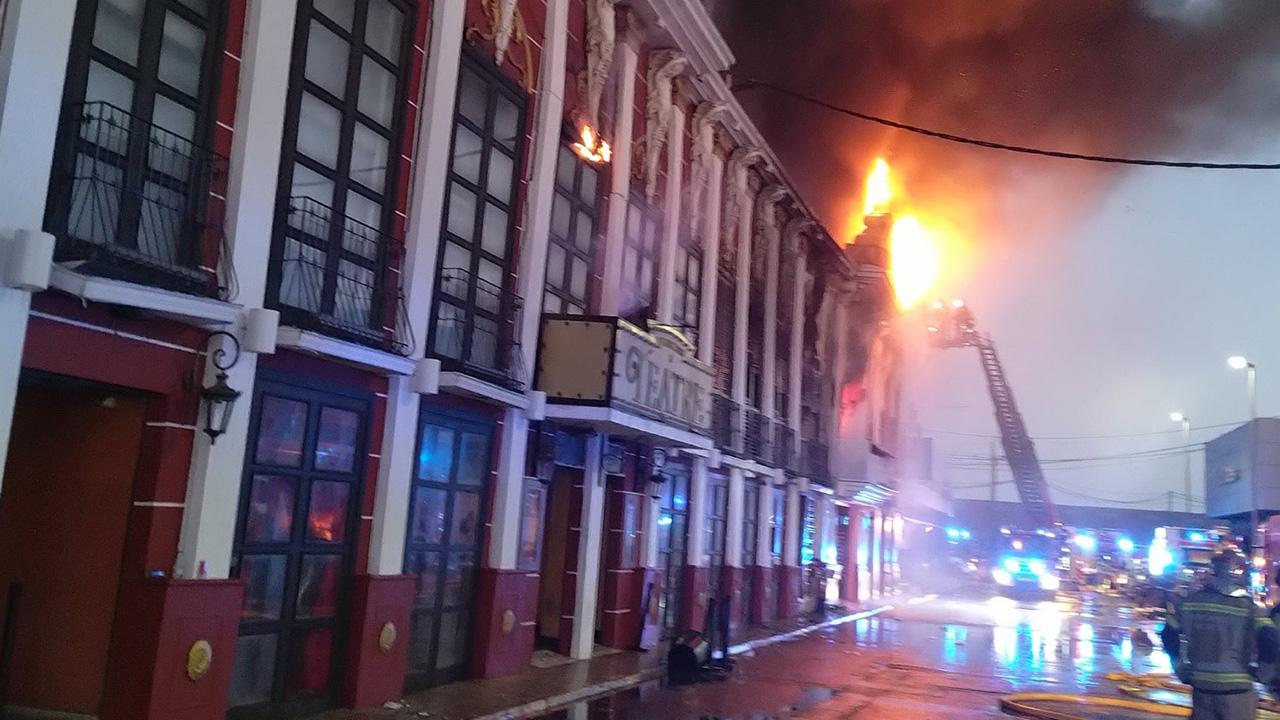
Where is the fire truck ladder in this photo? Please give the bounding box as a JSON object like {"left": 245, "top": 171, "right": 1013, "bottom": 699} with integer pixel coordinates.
{"left": 974, "top": 334, "right": 1059, "bottom": 527}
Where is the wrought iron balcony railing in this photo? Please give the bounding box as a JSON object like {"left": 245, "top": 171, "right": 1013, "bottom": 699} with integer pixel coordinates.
{"left": 804, "top": 440, "right": 830, "bottom": 483}
{"left": 275, "top": 196, "right": 414, "bottom": 355}
{"left": 430, "top": 267, "right": 523, "bottom": 390}
{"left": 46, "top": 102, "right": 232, "bottom": 297}
{"left": 711, "top": 393, "right": 742, "bottom": 454}
{"left": 743, "top": 408, "right": 764, "bottom": 462}
{"left": 777, "top": 424, "right": 799, "bottom": 473}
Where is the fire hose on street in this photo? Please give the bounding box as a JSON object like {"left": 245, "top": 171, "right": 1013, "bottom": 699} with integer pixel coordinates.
{"left": 999, "top": 673, "right": 1280, "bottom": 719}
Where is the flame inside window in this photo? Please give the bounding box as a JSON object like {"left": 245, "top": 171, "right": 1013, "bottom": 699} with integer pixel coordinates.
{"left": 572, "top": 124, "right": 611, "bottom": 164}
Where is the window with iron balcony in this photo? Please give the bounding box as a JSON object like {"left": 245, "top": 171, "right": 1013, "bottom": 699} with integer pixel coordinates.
{"left": 429, "top": 49, "right": 526, "bottom": 388}
{"left": 671, "top": 230, "right": 703, "bottom": 350}
{"left": 45, "top": 0, "right": 231, "bottom": 298}
{"left": 268, "top": 0, "right": 415, "bottom": 356}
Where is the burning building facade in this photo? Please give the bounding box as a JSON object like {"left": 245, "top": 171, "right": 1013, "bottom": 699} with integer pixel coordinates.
{"left": 0, "top": 1, "right": 908, "bottom": 718}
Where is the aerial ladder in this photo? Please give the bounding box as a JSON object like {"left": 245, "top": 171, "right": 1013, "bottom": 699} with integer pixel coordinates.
{"left": 927, "top": 301, "right": 1060, "bottom": 528}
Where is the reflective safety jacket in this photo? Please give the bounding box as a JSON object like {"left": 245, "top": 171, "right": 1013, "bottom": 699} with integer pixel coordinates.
{"left": 1176, "top": 584, "right": 1265, "bottom": 693}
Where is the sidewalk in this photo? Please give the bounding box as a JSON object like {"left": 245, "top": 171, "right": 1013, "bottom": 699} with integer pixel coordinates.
{"left": 308, "top": 599, "right": 903, "bottom": 720}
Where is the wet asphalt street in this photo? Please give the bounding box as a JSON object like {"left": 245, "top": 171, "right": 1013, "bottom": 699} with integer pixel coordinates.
{"left": 541, "top": 591, "right": 1173, "bottom": 719}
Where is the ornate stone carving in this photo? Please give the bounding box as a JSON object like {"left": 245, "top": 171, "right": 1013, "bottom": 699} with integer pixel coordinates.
{"left": 720, "top": 147, "right": 763, "bottom": 269}
{"left": 583, "top": 0, "right": 616, "bottom": 127}
{"left": 783, "top": 217, "right": 816, "bottom": 255}
{"left": 467, "top": 0, "right": 535, "bottom": 90}
{"left": 643, "top": 50, "right": 687, "bottom": 202}
{"left": 493, "top": 0, "right": 518, "bottom": 64}
{"left": 754, "top": 185, "right": 788, "bottom": 241}
{"left": 686, "top": 101, "right": 729, "bottom": 235}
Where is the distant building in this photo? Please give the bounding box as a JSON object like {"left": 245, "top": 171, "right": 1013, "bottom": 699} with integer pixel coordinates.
{"left": 951, "top": 499, "right": 1207, "bottom": 543}
{"left": 1203, "top": 418, "right": 1280, "bottom": 529}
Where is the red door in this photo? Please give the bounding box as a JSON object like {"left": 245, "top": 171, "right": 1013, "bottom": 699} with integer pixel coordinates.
{"left": 0, "top": 377, "right": 144, "bottom": 714}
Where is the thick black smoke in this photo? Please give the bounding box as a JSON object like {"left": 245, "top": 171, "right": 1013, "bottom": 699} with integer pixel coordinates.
{"left": 711, "top": 0, "right": 1280, "bottom": 243}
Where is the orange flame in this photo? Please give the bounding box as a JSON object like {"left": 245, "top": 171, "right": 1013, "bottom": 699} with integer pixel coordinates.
{"left": 572, "top": 123, "right": 611, "bottom": 164}
{"left": 889, "top": 215, "right": 941, "bottom": 310}
{"left": 863, "top": 158, "right": 893, "bottom": 216}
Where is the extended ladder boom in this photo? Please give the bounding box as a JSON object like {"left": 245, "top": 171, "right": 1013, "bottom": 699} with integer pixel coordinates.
{"left": 974, "top": 335, "right": 1058, "bottom": 527}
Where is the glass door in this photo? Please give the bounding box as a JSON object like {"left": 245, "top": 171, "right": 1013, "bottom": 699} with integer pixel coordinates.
{"left": 229, "top": 376, "right": 368, "bottom": 718}
{"left": 705, "top": 474, "right": 728, "bottom": 604}
{"left": 656, "top": 464, "right": 689, "bottom": 636}
{"left": 741, "top": 481, "right": 758, "bottom": 628}
{"left": 403, "top": 411, "right": 493, "bottom": 689}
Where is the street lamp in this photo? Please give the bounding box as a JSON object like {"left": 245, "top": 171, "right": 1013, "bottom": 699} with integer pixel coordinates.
{"left": 1170, "top": 412, "right": 1191, "bottom": 512}
{"left": 1229, "top": 355, "right": 1259, "bottom": 550}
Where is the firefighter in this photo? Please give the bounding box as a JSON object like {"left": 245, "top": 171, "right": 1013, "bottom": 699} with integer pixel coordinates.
{"left": 1174, "top": 549, "right": 1262, "bottom": 719}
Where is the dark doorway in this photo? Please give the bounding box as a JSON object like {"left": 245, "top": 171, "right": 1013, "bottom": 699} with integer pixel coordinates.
{"left": 403, "top": 410, "right": 493, "bottom": 690}
{"left": 656, "top": 463, "right": 689, "bottom": 637}
{"left": 0, "top": 375, "right": 144, "bottom": 716}
{"left": 228, "top": 375, "right": 369, "bottom": 718}
{"left": 741, "top": 480, "right": 759, "bottom": 628}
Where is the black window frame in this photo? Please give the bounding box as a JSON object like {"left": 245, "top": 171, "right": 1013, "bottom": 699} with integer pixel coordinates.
{"left": 542, "top": 139, "right": 601, "bottom": 315}
{"left": 46, "top": 0, "right": 228, "bottom": 291}
{"left": 428, "top": 47, "right": 528, "bottom": 384}
{"left": 621, "top": 192, "right": 661, "bottom": 319}
{"left": 671, "top": 231, "right": 703, "bottom": 346}
{"left": 267, "top": 0, "right": 416, "bottom": 345}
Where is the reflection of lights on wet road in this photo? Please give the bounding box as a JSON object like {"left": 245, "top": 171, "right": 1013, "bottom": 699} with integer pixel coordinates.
{"left": 943, "top": 625, "right": 968, "bottom": 665}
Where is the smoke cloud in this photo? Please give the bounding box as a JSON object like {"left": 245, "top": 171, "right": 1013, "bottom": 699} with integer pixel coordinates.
{"left": 713, "top": 0, "right": 1280, "bottom": 261}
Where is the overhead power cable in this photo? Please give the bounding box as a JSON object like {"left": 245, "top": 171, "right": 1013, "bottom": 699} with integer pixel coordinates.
{"left": 926, "top": 420, "right": 1245, "bottom": 442}
{"left": 734, "top": 80, "right": 1280, "bottom": 170}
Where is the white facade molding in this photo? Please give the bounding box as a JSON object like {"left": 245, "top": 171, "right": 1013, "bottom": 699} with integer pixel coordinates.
{"left": 728, "top": 149, "right": 761, "bottom": 409}
{"left": 275, "top": 327, "right": 416, "bottom": 376}
{"left": 402, "top": 0, "right": 468, "bottom": 353}
{"left": 543, "top": 403, "right": 713, "bottom": 450}
{"left": 696, "top": 155, "right": 725, "bottom": 366}
{"left": 583, "top": 0, "right": 617, "bottom": 127}
{"left": 0, "top": 0, "right": 78, "bottom": 483}
{"left": 632, "top": 0, "right": 733, "bottom": 78}
{"left": 783, "top": 480, "right": 801, "bottom": 567}
{"left": 48, "top": 266, "right": 242, "bottom": 327}
{"left": 570, "top": 433, "right": 607, "bottom": 659}
{"left": 785, "top": 218, "right": 814, "bottom": 441}
{"left": 514, "top": 0, "right": 569, "bottom": 375}
{"left": 725, "top": 466, "right": 745, "bottom": 568}
{"left": 756, "top": 185, "right": 787, "bottom": 419}
{"left": 687, "top": 455, "right": 708, "bottom": 567}
{"left": 176, "top": 0, "right": 299, "bottom": 580}
{"left": 643, "top": 49, "right": 687, "bottom": 202}
{"left": 437, "top": 371, "right": 530, "bottom": 409}
{"left": 686, "top": 101, "right": 728, "bottom": 236}
{"left": 492, "top": 0, "right": 519, "bottom": 65}
{"left": 367, "top": 375, "right": 420, "bottom": 574}
{"left": 598, "top": 40, "right": 638, "bottom": 316}
{"left": 655, "top": 104, "right": 685, "bottom": 323}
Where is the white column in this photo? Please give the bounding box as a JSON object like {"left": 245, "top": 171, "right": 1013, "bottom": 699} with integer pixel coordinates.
{"left": 640, "top": 476, "right": 661, "bottom": 569}
{"left": 487, "top": 407, "right": 529, "bottom": 569}
{"left": 725, "top": 466, "right": 744, "bottom": 567}
{"left": 0, "top": 0, "right": 77, "bottom": 484}
{"left": 570, "top": 432, "right": 606, "bottom": 660}
{"left": 515, "top": 0, "right": 569, "bottom": 375}
{"left": 812, "top": 494, "right": 830, "bottom": 563}
{"left": 696, "top": 155, "right": 724, "bottom": 366}
{"left": 755, "top": 475, "right": 772, "bottom": 567}
{"left": 788, "top": 245, "right": 805, "bottom": 449}
{"left": 686, "top": 455, "right": 708, "bottom": 567}
{"left": 760, "top": 214, "right": 780, "bottom": 419}
{"left": 655, "top": 105, "right": 685, "bottom": 324}
{"left": 176, "top": 0, "right": 298, "bottom": 580}
{"left": 730, "top": 182, "right": 753, "bottom": 409}
{"left": 367, "top": 0, "right": 467, "bottom": 575}
{"left": 598, "top": 38, "right": 638, "bottom": 316}
{"left": 783, "top": 480, "right": 801, "bottom": 568}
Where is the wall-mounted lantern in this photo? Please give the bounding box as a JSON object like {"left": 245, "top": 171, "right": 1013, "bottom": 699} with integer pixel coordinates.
{"left": 201, "top": 331, "right": 242, "bottom": 444}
